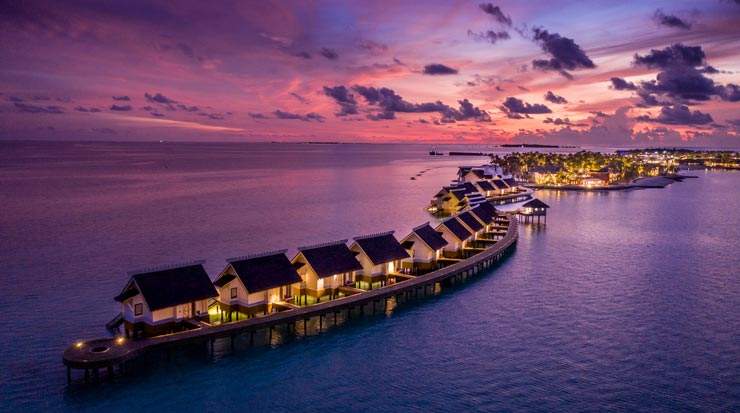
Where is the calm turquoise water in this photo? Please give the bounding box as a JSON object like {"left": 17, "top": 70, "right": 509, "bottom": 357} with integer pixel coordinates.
{"left": 1, "top": 142, "right": 738, "bottom": 411}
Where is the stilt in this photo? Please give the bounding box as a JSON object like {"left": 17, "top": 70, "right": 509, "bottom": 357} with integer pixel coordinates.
{"left": 268, "top": 326, "right": 273, "bottom": 343}
{"left": 303, "top": 318, "right": 308, "bottom": 333}
{"left": 319, "top": 315, "right": 323, "bottom": 332}
{"left": 249, "top": 330, "right": 254, "bottom": 346}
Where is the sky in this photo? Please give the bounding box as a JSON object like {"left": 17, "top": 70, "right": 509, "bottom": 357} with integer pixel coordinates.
{"left": 0, "top": 0, "right": 739, "bottom": 146}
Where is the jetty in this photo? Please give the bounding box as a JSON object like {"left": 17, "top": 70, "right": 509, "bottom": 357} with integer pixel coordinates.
{"left": 63, "top": 214, "right": 519, "bottom": 383}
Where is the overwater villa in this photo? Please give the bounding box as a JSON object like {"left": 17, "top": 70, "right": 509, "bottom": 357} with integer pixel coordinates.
{"left": 470, "top": 203, "right": 496, "bottom": 231}
{"left": 475, "top": 180, "right": 496, "bottom": 197}
{"left": 490, "top": 177, "right": 508, "bottom": 195}
{"left": 400, "top": 222, "right": 449, "bottom": 274}
{"left": 212, "top": 251, "right": 302, "bottom": 320}
{"left": 291, "top": 240, "right": 363, "bottom": 304}
{"left": 113, "top": 261, "right": 218, "bottom": 338}
{"left": 350, "top": 231, "right": 410, "bottom": 290}
{"left": 457, "top": 211, "right": 484, "bottom": 240}
{"left": 519, "top": 198, "right": 550, "bottom": 223}
{"left": 435, "top": 217, "right": 472, "bottom": 257}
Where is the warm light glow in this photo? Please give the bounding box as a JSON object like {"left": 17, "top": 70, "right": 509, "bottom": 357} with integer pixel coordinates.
{"left": 75, "top": 341, "right": 84, "bottom": 349}
{"left": 115, "top": 337, "right": 126, "bottom": 345}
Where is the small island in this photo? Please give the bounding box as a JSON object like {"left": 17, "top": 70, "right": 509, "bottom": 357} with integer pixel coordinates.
{"left": 491, "top": 149, "right": 739, "bottom": 190}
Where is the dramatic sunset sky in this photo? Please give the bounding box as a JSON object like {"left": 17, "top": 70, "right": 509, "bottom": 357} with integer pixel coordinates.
{"left": 1, "top": 0, "right": 739, "bottom": 146}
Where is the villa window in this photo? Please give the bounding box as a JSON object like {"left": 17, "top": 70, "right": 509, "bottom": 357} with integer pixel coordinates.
{"left": 134, "top": 303, "right": 143, "bottom": 316}
{"left": 230, "top": 287, "right": 238, "bottom": 299}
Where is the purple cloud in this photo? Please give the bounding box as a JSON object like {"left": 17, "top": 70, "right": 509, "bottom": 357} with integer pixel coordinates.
{"left": 531, "top": 28, "right": 595, "bottom": 79}
{"left": 423, "top": 63, "right": 459, "bottom": 75}
{"left": 544, "top": 91, "right": 567, "bottom": 104}
{"left": 478, "top": 3, "right": 512, "bottom": 26}
{"left": 637, "top": 105, "right": 713, "bottom": 125}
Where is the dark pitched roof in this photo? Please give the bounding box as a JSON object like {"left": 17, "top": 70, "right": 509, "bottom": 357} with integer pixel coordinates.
{"left": 450, "top": 189, "right": 467, "bottom": 201}
{"left": 476, "top": 201, "right": 498, "bottom": 217}
{"left": 297, "top": 241, "right": 362, "bottom": 278}
{"left": 458, "top": 211, "right": 483, "bottom": 232}
{"left": 476, "top": 180, "right": 495, "bottom": 191}
{"left": 471, "top": 204, "right": 495, "bottom": 224}
{"left": 490, "top": 179, "right": 506, "bottom": 189}
{"left": 523, "top": 198, "right": 550, "bottom": 208}
{"left": 225, "top": 251, "right": 302, "bottom": 293}
{"left": 468, "top": 169, "right": 486, "bottom": 179}
{"left": 439, "top": 218, "right": 472, "bottom": 242}
{"left": 459, "top": 182, "right": 478, "bottom": 193}
{"left": 353, "top": 232, "right": 410, "bottom": 265}
{"left": 503, "top": 177, "right": 516, "bottom": 187}
{"left": 119, "top": 262, "right": 217, "bottom": 311}
{"left": 412, "top": 223, "right": 448, "bottom": 251}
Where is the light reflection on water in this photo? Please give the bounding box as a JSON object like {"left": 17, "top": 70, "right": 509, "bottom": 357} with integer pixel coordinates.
{"left": 0, "top": 142, "right": 738, "bottom": 411}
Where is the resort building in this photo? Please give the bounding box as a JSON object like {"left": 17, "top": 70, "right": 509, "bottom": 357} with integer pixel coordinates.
{"left": 291, "top": 240, "right": 363, "bottom": 304}
{"left": 213, "top": 250, "right": 302, "bottom": 319}
{"left": 502, "top": 177, "right": 518, "bottom": 192}
{"left": 457, "top": 211, "right": 485, "bottom": 239}
{"left": 400, "top": 222, "right": 449, "bottom": 274}
{"left": 350, "top": 231, "right": 410, "bottom": 290}
{"left": 491, "top": 177, "right": 509, "bottom": 195}
{"left": 114, "top": 261, "right": 218, "bottom": 338}
{"left": 475, "top": 180, "right": 496, "bottom": 197}
{"left": 528, "top": 165, "right": 562, "bottom": 185}
{"left": 519, "top": 198, "right": 550, "bottom": 223}
{"left": 435, "top": 217, "right": 472, "bottom": 256}
{"left": 470, "top": 203, "right": 496, "bottom": 231}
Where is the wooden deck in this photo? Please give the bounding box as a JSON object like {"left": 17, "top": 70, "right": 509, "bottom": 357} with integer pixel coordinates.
{"left": 63, "top": 216, "right": 518, "bottom": 380}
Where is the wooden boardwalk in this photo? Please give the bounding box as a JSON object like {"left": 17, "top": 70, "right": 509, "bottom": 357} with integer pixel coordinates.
{"left": 63, "top": 216, "right": 519, "bottom": 381}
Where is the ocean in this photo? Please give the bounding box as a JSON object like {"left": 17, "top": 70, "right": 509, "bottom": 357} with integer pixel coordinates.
{"left": 1, "top": 141, "right": 738, "bottom": 411}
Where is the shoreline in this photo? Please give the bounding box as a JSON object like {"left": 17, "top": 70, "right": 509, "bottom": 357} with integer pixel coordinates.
{"left": 525, "top": 174, "right": 698, "bottom": 191}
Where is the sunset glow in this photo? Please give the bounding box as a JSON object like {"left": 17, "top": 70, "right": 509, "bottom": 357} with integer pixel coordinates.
{"left": 1, "top": 1, "right": 739, "bottom": 146}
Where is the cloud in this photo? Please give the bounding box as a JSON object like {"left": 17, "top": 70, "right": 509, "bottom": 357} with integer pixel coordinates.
{"left": 273, "top": 109, "right": 325, "bottom": 122}
{"left": 290, "top": 92, "right": 309, "bottom": 104}
{"left": 653, "top": 9, "right": 691, "bottom": 30}
{"left": 293, "top": 51, "right": 311, "bottom": 59}
{"left": 544, "top": 91, "right": 567, "bottom": 104}
{"left": 249, "top": 112, "right": 269, "bottom": 119}
{"left": 112, "top": 95, "right": 130, "bottom": 101}
{"left": 358, "top": 40, "right": 388, "bottom": 54}
{"left": 632, "top": 44, "right": 740, "bottom": 105}
{"left": 323, "top": 85, "right": 358, "bottom": 116}
{"left": 351, "top": 85, "right": 490, "bottom": 122}
{"left": 610, "top": 77, "right": 637, "bottom": 90}
{"left": 423, "top": 63, "right": 458, "bottom": 75}
{"left": 543, "top": 117, "right": 587, "bottom": 127}
{"left": 14, "top": 102, "right": 64, "bottom": 114}
{"left": 144, "top": 92, "right": 177, "bottom": 104}
{"left": 531, "top": 28, "right": 595, "bottom": 79}
{"left": 478, "top": 3, "right": 512, "bottom": 26}
{"left": 74, "top": 106, "right": 101, "bottom": 113}
{"left": 636, "top": 105, "right": 713, "bottom": 125}
{"left": 150, "top": 112, "right": 165, "bottom": 117}
{"left": 467, "top": 30, "right": 510, "bottom": 44}
{"left": 176, "top": 104, "right": 199, "bottom": 112}
{"left": 500, "top": 97, "right": 551, "bottom": 118}
{"left": 110, "top": 104, "right": 132, "bottom": 111}
{"left": 6, "top": 96, "right": 23, "bottom": 102}
{"left": 633, "top": 43, "right": 705, "bottom": 68}
{"left": 320, "top": 48, "right": 338, "bottom": 60}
